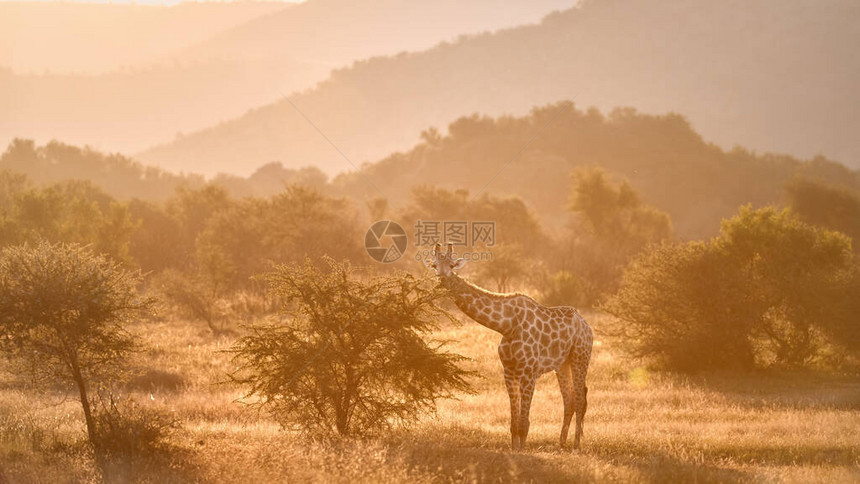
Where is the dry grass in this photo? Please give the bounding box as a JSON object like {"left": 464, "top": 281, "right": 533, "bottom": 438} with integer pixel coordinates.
{"left": 1, "top": 312, "right": 858, "bottom": 483}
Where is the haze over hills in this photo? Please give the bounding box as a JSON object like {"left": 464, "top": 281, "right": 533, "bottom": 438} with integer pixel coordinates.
{"left": 174, "top": 0, "right": 580, "bottom": 66}
{"left": 0, "top": 60, "right": 329, "bottom": 157}
{"left": 0, "top": 1, "right": 290, "bottom": 74}
{"left": 1, "top": 0, "right": 577, "bottom": 156}
{"left": 138, "top": 0, "right": 860, "bottom": 176}
{"left": 331, "top": 102, "right": 860, "bottom": 238}
{"left": 6, "top": 102, "right": 859, "bottom": 239}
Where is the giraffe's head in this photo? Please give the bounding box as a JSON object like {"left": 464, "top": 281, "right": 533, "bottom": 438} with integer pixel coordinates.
{"left": 426, "top": 242, "right": 467, "bottom": 278}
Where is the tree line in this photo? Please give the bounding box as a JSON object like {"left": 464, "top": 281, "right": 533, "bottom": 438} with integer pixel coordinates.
{"left": 1, "top": 157, "right": 857, "bottom": 368}
{"left": 6, "top": 103, "right": 859, "bottom": 242}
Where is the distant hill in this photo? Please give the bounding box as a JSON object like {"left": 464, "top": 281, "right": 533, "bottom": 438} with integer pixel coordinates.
{"left": 138, "top": 0, "right": 860, "bottom": 176}
{"left": 0, "top": 139, "right": 196, "bottom": 201}
{"left": 0, "top": 138, "right": 329, "bottom": 202}
{"left": 332, "top": 102, "right": 860, "bottom": 238}
{"left": 1, "top": 0, "right": 576, "bottom": 157}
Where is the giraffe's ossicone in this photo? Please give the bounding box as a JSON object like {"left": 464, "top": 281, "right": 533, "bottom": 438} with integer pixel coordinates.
{"left": 428, "top": 243, "right": 593, "bottom": 450}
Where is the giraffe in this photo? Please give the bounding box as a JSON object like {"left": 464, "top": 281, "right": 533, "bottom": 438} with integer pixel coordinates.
{"left": 427, "top": 243, "right": 593, "bottom": 450}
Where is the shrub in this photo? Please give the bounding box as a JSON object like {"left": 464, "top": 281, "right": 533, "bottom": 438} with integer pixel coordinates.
{"left": 602, "top": 242, "right": 756, "bottom": 370}
{"left": 603, "top": 206, "right": 855, "bottom": 371}
{"left": 92, "top": 393, "right": 179, "bottom": 458}
{"left": 229, "top": 258, "right": 474, "bottom": 437}
{"left": 127, "top": 369, "right": 187, "bottom": 393}
{"left": 90, "top": 392, "right": 184, "bottom": 483}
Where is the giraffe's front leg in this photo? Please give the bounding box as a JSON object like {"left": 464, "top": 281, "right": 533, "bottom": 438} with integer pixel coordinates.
{"left": 572, "top": 360, "right": 590, "bottom": 450}
{"left": 518, "top": 372, "right": 537, "bottom": 449}
{"left": 503, "top": 369, "right": 521, "bottom": 450}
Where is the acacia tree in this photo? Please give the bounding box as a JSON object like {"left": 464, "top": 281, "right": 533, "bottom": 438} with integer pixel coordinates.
{"left": 229, "top": 258, "right": 474, "bottom": 437}
{"left": 0, "top": 242, "right": 152, "bottom": 446}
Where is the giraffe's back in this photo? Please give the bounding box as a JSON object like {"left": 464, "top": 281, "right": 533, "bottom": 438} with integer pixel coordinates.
{"left": 511, "top": 299, "right": 592, "bottom": 374}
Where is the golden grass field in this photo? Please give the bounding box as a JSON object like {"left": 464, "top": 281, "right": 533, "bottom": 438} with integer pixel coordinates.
{"left": 1, "top": 312, "right": 859, "bottom": 483}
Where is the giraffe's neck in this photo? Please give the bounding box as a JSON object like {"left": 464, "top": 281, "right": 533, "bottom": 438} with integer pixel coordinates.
{"left": 441, "top": 274, "right": 516, "bottom": 335}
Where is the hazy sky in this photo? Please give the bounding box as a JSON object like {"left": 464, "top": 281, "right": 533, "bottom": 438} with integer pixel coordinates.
{"left": 0, "top": 0, "right": 304, "bottom": 4}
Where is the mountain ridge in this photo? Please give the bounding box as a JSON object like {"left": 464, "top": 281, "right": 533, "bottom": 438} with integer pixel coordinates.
{"left": 1, "top": 0, "right": 576, "bottom": 156}
{"left": 137, "top": 0, "right": 860, "bottom": 175}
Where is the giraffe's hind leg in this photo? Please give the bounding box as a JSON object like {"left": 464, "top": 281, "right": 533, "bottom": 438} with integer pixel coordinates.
{"left": 571, "top": 344, "right": 592, "bottom": 450}
{"left": 556, "top": 360, "right": 575, "bottom": 447}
